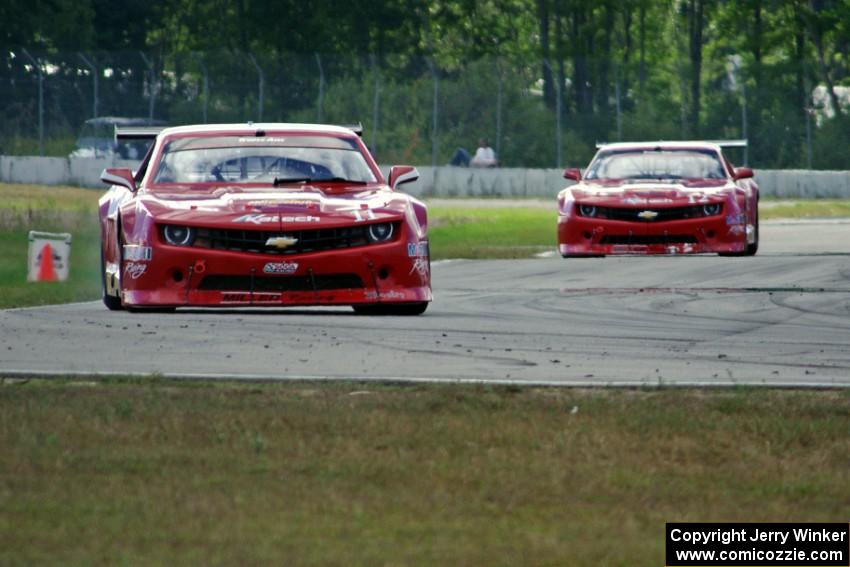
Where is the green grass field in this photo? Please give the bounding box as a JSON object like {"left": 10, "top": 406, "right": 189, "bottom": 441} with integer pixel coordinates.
{"left": 1, "top": 379, "right": 848, "bottom": 566}
{"left": 1, "top": 183, "right": 849, "bottom": 309}
{"left": 2, "top": 186, "right": 850, "bottom": 564}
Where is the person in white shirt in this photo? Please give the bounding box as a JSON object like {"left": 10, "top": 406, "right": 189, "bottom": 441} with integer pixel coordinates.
{"left": 470, "top": 138, "right": 498, "bottom": 167}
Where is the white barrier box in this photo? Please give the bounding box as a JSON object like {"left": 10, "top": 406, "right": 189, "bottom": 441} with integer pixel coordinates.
{"left": 27, "top": 231, "right": 72, "bottom": 282}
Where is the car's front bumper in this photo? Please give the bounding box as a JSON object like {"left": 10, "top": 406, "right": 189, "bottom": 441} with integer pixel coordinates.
{"left": 557, "top": 213, "right": 751, "bottom": 256}
{"left": 119, "top": 237, "right": 431, "bottom": 308}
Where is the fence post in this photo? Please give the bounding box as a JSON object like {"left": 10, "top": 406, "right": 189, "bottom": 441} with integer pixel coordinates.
{"left": 615, "top": 69, "right": 622, "bottom": 141}
{"left": 803, "top": 74, "right": 813, "bottom": 168}
{"left": 315, "top": 53, "right": 325, "bottom": 123}
{"left": 248, "top": 53, "right": 265, "bottom": 122}
{"left": 194, "top": 53, "right": 209, "bottom": 123}
{"left": 78, "top": 53, "right": 98, "bottom": 119}
{"left": 544, "top": 59, "right": 561, "bottom": 168}
{"left": 428, "top": 59, "right": 439, "bottom": 167}
{"left": 21, "top": 49, "right": 44, "bottom": 156}
{"left": 805, "top": 107, "right": 812, "bottom": 168}
{"left": 741, "top": 83, "right": 748, "bottom": 165}
{"left": 370, "top": 54, "right": 380, "bottom": 156}
{"left": 139, "top": 51, "right": 158, "bottom": 123}
{"left": 495, "top": 58, "right": 503, "bottom": 160}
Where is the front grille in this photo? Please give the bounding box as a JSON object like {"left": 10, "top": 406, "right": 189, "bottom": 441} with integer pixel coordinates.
{"left": 173, "top": 222, "right": 399, "bottom": 255}
{"left": 580, "top": 204, "right": 721, "bottom": 222}
{"left": 198, "top": 273, "right": 365, "bottom": 292}
{"left": 600, "top": 234, "right": 698, "bottom": 245}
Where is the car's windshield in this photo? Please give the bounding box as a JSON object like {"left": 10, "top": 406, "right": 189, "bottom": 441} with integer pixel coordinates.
{"left": 584, "top": 149, "right": 727, "bottom": 181}
{"left": 151, "top": 135, "right": 377, "bottom": 185}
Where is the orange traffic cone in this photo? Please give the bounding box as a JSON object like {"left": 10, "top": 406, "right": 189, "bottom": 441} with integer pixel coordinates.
{"left": 37, "top": 242, "right": 57, "bottom": 281}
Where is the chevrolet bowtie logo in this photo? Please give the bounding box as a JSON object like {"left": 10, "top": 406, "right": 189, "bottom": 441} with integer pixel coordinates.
{"left": 637, "top": 210, "right": 659, "bottom": 220}
{"left": 265, "top": 236, "right": 299, "bottom": 249}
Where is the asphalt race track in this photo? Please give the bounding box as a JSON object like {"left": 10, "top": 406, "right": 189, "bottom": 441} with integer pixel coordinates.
{"left": 3, "top": 220, "right": 850, "bottom": 387}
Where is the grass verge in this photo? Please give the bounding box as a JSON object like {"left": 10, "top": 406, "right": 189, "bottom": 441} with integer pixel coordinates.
{"left": 760, "top": 198, "right": 850, "bottom": 220}
{"left": 1, "top": 379, "right": 848, "bottom": 566}
{"left": 428, "top": 206, "right": 555, "bottom": 259}
{"left": 0, "top": 184, "right": 101, "bottom": 309}
{"left": 2, "top": 183, "right": 850, "bottom": 309}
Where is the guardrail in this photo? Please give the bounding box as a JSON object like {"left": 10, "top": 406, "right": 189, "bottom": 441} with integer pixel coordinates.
{"left": 2, "top": 156, "right": 849, "bottom": 198}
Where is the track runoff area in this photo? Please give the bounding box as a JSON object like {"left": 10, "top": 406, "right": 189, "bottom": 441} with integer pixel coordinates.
{"left": 2, "top": 219, "right": 850, "bottom": 387}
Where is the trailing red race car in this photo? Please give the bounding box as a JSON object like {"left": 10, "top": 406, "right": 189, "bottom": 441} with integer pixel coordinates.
{"left": 98, "top": 123, "right": 431, "bottom": 314}
{"left": 557, "top": 141, "right": 759, "bottom": 256}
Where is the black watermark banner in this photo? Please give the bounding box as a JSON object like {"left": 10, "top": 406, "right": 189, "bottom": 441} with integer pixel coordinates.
{"left": 666, "top": 523, "right": 849, "bottom": 566}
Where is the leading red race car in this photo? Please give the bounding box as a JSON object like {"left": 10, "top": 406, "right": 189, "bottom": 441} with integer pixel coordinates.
{"left": 557, "top": 141, "right": 759, "bottom": 256}
{"left": 98, "top": 123, "right": 431, "bottom": 314}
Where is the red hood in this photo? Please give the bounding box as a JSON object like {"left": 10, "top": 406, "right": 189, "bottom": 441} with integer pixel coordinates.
{"left": 568, "top": 179, "right": 735, "bottom": 206}
{"left": 136, "top": 184, "right": 409, "bottom": 229}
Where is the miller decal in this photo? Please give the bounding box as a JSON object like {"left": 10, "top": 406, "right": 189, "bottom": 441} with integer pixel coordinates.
{"left": 263, "top": 261, "right": 299, "bottom": 275}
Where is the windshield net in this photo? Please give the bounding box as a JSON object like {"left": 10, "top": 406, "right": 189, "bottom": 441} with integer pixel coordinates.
{"left": 151, "top": 135, "right": 377, "bottom": 184}
{"left": 584, "top": 149, "right": 726, "bottom": 180}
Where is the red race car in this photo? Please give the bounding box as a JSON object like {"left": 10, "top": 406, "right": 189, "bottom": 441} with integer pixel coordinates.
{"left": 557, "top": 141, "right": 759, "bottom": 256}
{"left": 98, "top": 123, "right": 431, "bottom": 314}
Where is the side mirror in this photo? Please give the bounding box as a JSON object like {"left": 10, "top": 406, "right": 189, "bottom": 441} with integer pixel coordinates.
{"left": 388, "top": 165, "right": 419, "bottom": 190}
{"left": 101, "top": 168, "right": 137, "bottom": 191}
{"left": 563, "top": 168, "right": 581, "bottom": 181}
{"left": 733, "top": 167, "right": 754, "bottom": 180}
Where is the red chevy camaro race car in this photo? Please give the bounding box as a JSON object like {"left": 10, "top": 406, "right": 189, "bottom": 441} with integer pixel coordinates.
{"left": 557, "top": 141, "right": 759, "bottom": 256}
{"left": 98, "top": 123, "right": 431, "bottom": 314}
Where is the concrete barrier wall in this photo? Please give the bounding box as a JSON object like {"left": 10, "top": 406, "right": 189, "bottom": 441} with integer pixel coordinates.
{"left": 3, "top": 155, "right": 850, "bottom": 198}
{"left": 0, "top": 156, "right": 138, "bottom": 188}
{"left": 392, "top": 166, "right": 850, "bottom": 199}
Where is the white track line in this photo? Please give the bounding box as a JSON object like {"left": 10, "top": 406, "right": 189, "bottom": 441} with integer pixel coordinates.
{"left": 3, "top": 370, "right": 850, "bottom": 389}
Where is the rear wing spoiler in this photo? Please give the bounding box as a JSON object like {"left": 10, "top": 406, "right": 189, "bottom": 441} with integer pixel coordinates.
{"left": 116, "top": 124, "right": 363, "bottom": 140}
{"left": 115, "top": 126, "right": 167, "bottom": 142}
{"left": 339, "top": 122, "right": 363, "bottom": 137}
{"left": 595, "top": 139, "right": 748, "bottom": 149}
{"left": 704, "top": 139, "right": 747, "bottom": 148}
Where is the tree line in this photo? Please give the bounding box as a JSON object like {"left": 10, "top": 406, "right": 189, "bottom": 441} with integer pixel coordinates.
{"left": 2, "top": 0, "right": 849, "bottom": 168}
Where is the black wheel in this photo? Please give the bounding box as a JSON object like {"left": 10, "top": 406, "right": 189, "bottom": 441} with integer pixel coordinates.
{"left": 743, "top": 212, "right": 759, "bottom": 256}
{"left": 352, "top": 302, "right": 429, "bottom": 316}
{"left": 100, "top": 247, "right": 124, "bottom": 311}
{"left": 719, "top": 210, "right": 759, "bottom": 257}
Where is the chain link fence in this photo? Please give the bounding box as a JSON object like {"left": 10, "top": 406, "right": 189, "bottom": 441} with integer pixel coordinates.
{"left": 0, "top": 49, "right": 841, "bottom": 169}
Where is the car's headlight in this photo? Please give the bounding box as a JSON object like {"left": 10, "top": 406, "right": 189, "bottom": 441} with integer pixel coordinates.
{"left": 702, "top": 203, "right": 721, "bottom": 216}
{"left": 162, "top": 225, "right": 197, "bottom": 246}
{"left": 367, "top": 222, "right": 394, "bottom": 243}
{"left": 578, "top": 204, "right": 597, "bottom": 217}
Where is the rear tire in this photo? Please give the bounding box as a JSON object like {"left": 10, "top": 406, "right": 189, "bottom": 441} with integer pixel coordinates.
{"left": 352, "top": 302, "right": 429, "bottom": 316}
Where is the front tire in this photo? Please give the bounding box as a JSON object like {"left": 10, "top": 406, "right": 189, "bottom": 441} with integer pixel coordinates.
{"left": 743, "top": 213, "right": 759, "bottom": 256}
{"left": 352, "top": 302, "right": 429, "bottom": 316}
{"left": 100, "top": 248, "right": 124, "bottom": 311}
{"left": 720, "top": 212, "right": 759, "bottom": 257}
